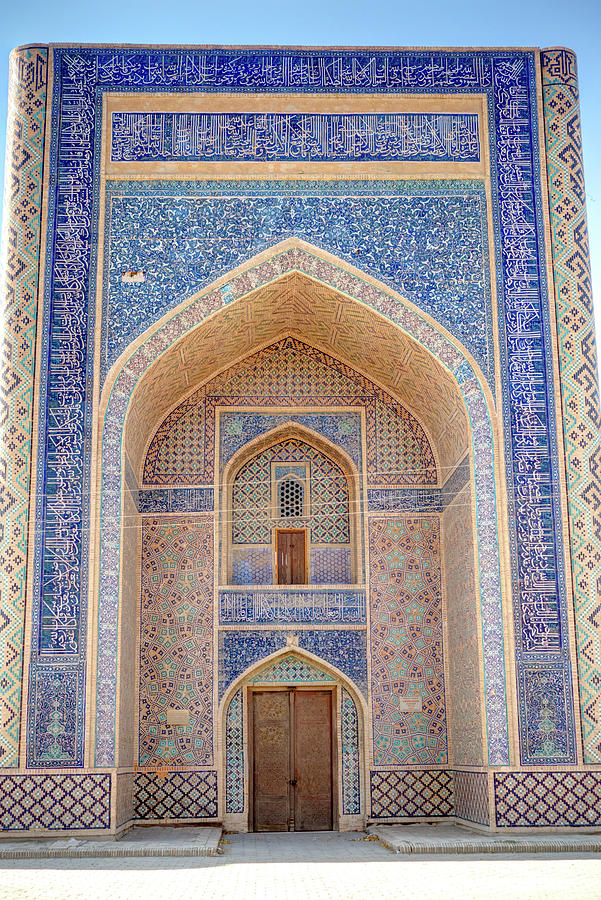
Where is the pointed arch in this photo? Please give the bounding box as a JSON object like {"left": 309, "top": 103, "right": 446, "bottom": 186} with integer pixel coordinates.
{"left": 92, "top": 239, "right": 510, "bottom": 775}
{"left": 220, "top": 421, "right": 362, "bottom": 586}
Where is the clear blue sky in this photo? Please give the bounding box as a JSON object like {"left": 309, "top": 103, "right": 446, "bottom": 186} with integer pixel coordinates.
{"left": 1, "top": 0, "right": 599, "bottom": 320}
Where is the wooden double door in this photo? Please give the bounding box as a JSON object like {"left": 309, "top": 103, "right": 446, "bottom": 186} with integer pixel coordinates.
{"left": 251, "top": 689, "right": 334, "bottom": 832}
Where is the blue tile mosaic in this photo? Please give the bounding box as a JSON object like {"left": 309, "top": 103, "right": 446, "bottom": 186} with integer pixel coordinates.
{"left": 0, "top": 774, "right": 111, "bottom": 831}
{"left": 134, "top": 771, "right": 218, "bottom": 819}
{"left": 104, "top": 181, "right": 493, "bottom": 383}
{"left": 310, "top": 547, "right": 352, "bottom": 584}
{"left": 111, "top": 112, "right": 480, "bottom": 162}
{"left": 218, "top": 629, "right": 368, "bottom": 698}
{"left": 231, "top": 548, "right": 273, "bottom": 585}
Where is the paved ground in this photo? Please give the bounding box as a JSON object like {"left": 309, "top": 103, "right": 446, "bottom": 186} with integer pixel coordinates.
{"left": 0, "top": 831, "right": 600, "bottom": 899}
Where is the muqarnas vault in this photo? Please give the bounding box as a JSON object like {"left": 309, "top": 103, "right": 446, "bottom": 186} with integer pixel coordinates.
{"left": 0, "top": 43, "right": 600, "bottom": 836}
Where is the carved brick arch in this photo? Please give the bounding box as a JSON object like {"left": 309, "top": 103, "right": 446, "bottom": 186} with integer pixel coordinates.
{"left": 94, "top": 238, "right": 509, "bottom": 774}
{"left": 220, "top": 421, "right": 362, "bottom": 586}
{"left": 219, "top": 645, "right": 368, "bottom": 829}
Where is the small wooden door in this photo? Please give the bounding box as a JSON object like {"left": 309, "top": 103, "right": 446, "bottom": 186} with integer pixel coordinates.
{"left": 276, "top": 529, "right": 306, "bottom": 585}
{"left": 252, "top": 689, "right": 333, "bottom": 832}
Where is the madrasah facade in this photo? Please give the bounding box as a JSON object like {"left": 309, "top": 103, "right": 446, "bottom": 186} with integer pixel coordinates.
{"left": 0, "top": 43, "right": 600, "bottom": 836}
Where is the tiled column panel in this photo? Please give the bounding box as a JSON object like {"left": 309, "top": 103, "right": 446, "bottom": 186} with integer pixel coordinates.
{"left": 0, "top": 46, "right": 47, "bottom": 766}
{"left": 542, "top": 48, "right": 601, "bottom": 763}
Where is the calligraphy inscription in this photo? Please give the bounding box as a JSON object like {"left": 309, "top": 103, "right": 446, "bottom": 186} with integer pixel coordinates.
{"left": 111, "top": 112, "right": 480, "bottom": 163}
{"left": 219, "top": 588, "right": 367, "bottom": 624}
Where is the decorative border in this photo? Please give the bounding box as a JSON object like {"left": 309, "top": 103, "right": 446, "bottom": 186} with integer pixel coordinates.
{"left": 0, "top": 47, "right": 47, "bottom": 766}
{"left": 219, "top": 587, "right": 367, "bottom": 625}
{"left": 542, "top": 48, "right": 601, "bottom": 763}
{"left": 341, "top": 688, "right": 361, "bottom": 815}
{"left": 225, "top": 689, "right": 244, "bottom": 814}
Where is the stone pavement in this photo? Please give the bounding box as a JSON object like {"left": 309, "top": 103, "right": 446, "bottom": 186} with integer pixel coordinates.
{"left": 0, "top": 830, "right": 600, "bottom": 899}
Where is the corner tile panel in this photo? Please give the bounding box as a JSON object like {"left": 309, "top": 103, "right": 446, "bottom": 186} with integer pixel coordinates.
{"left": 138, "top": 518, "right": 214, "bottom": 767}
{"left": 453, "top": 770, "right": 489, "bottom": 825}
{"left": 369, "top": 517, "right": 447, "bottom": 767}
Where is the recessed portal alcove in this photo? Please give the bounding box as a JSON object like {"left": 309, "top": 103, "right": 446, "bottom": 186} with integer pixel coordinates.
{"left": 96, "top": 242, "right": 508, "bottom": 828}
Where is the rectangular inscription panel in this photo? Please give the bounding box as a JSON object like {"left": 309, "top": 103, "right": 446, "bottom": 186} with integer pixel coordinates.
{"left": 111, "top": 111, "right": 480, "bottom": 163}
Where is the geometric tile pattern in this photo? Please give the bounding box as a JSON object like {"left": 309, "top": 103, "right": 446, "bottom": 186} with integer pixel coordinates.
{"left": 232, "top": 437, "right": 350, "bottom": 544}
{"left": 0, "top": 774, "right": 110, "bottom": 830}
{"left": 369, "top": 518, "right": 447, "bottom": 766}
{"left": 341, "top": 689, "right": 361, "bottom": 815}
{"left": 494, "top": 771, "right": 601, "bottom": 828}
{"left": 138, "top": 518, "right": 213, "bottom": 766}
{"left": 225, "top": 690, "right": 244, "bottom": 814}
{"left": 144, "top": 337, "right": 436, "bottom": 486}
{"left": 310, "top": 547, "right": 352, "bottom": 584}
{"left": 248, "top": 653, "right": 335, "bottom": 684}
{"left": 443, "top": 488, "right": 484, "bottom": 766}
{"left": 231, "top": 547, "right": 273, "bottom": 585}
{"left": 542, "top": 48, "right": 601, "bottom": 763}
{"left": 134, "top": 771, "right": 218, "bottom": 820}
{"left": 454, "top": 770, "right": 489, "bottom": 826}
{"left": 0, "top": 47, "right": 47, "bottom": 766}
{"left": 370, "top": 770, "right": 453, "bottom": 818}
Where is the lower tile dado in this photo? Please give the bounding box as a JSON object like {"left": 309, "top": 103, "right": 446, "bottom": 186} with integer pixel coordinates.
{"left": 0, "top": 774, "right": 111, "bottom": 830}
{"left": 494, "top": 771, "right": 601, "bottom": 827}
{"left": 370, "top": 770, "right": 454, "bottom": 818}
{"left": 134, "top": 770, "right": 218, "bottom": 820}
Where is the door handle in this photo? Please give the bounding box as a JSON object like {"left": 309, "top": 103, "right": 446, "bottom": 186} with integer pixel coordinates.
{"left": 289, "top": 779, "right": 297, "bottom": 786}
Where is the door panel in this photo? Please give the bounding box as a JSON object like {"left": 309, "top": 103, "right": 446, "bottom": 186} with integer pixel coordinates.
{"left": 252, "top": 691, "right": 291, "bottom": 832}
{"left": 276, "top": 530, "right": 306, "bottom": 585}
{"left": 251, "top": 689, "right": 333, "bottom": 832}
{"left": 294, "top": 691, "right": 333, "bottom": 831}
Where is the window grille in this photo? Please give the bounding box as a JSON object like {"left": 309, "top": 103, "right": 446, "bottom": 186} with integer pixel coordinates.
{"left": 278, "top": 477, "right": 304, "bottom": 518}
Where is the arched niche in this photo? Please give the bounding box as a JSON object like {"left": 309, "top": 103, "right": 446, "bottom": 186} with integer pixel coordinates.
{"left": 93, "top": 239, "right": 509, "bottom": 787}
{"left": 219, "top": 645, "right": 368, "bottom": 831}
{"left": 220, "top": 422, "right": 363, "bottom": 587}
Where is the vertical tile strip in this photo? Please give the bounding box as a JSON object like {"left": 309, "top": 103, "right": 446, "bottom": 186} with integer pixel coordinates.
{"left": 0, "top": 46, "right": 47, "bottom": 766}
{"left": 541, "top": 48, "right": 601, "bottom": 762}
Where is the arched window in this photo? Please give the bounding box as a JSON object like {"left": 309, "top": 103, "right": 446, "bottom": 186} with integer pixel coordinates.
{"left": 278, "top": 477, "right": 304, "bottom": 519}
